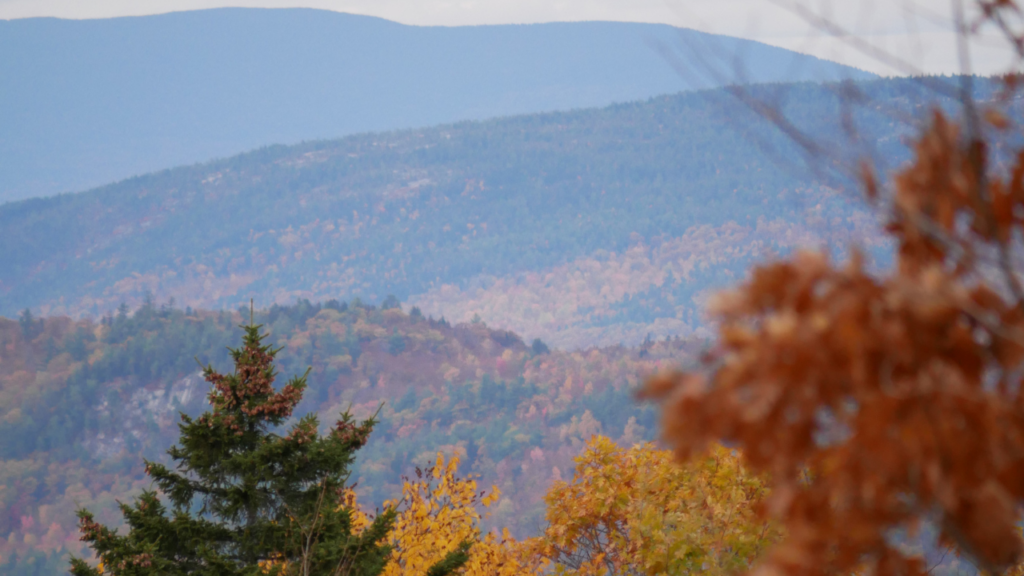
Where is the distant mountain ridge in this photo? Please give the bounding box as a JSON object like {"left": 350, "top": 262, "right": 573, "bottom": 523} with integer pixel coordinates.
{"left": 1, "top": 77, "right": 974, "bottom": 349}
{"left": 0, "top": 7, "right": 875, "bottom": 201}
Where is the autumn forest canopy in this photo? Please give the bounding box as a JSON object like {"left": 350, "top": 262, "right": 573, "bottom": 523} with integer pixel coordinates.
{"left": 1, "top": 75, "right": 1001, "bottom": 350}
{"left": 9, "top": 2, "right": 1024, "bottom": 576}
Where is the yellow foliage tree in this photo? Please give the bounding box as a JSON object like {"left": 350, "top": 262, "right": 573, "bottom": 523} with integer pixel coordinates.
{"left": 344, "top": 441, "right": 774, "bottom": 576}
{"left": 348, "top": 452, "right": 542, "bottom": 576}
{"left": 527, "top": 435, "right": 779, "bottom": 576}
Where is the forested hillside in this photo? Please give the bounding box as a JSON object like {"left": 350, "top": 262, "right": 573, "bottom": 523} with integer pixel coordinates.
{"left": 0, "top": 8, "right": 874, "bottom": 201}
{"left": 0, "top": 299, "right": 692, "bottom": 575}
{"left": 2, "top": 76, "right": 988, "bottom": 348}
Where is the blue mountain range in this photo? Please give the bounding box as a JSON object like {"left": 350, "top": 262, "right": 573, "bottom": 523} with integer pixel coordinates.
{"left": 0, "top": 8, "right": 874, "bottom": 201}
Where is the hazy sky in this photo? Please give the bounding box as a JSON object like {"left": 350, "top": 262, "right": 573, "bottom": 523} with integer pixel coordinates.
{"left": 0, "top": 0, "right": 1019, "bottom": 76}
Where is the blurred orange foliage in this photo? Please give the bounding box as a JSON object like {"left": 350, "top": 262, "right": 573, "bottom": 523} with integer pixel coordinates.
{"left": 643, "top": 12, "right": 1024, "bottom": 576}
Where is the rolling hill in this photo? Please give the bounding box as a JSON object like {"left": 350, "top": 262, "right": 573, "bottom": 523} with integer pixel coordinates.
{"left": 0, "top": 298, "right": 694, "bottom": 575}
{"left": 0, "top": 7, "right": 876, "bottom": 201}
{"left": 1, "top": 76, "right": 979, "bottom": 348}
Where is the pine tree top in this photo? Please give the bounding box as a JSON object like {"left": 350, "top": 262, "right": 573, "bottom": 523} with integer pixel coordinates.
{"left": 71, "top": 320, "right": 392, "bottom": 576}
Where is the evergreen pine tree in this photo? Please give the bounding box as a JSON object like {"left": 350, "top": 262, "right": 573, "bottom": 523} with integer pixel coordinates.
{"left": 18, "top": 308, "right": 42, "bottom": 340}
{"left": 70, "top": 321, "right": 396, "bottom": 576}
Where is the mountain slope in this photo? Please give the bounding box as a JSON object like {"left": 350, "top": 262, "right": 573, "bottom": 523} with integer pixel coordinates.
{"left": 1, "top": 77, "right": 968, "bottom": 347}
{"left": 0, "top": 7, "right": 875, "bottom": 201}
